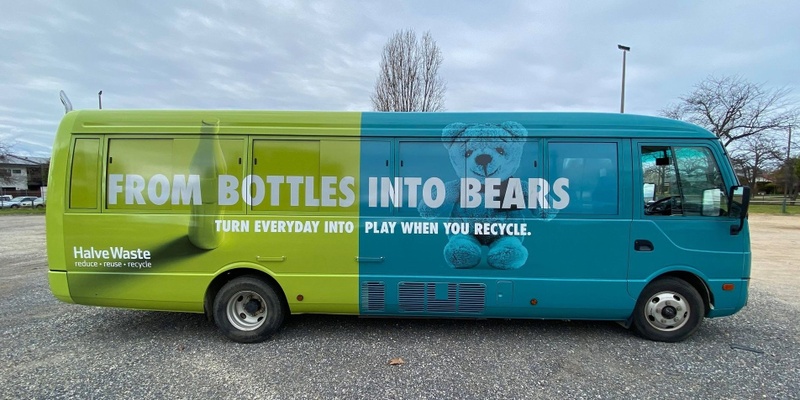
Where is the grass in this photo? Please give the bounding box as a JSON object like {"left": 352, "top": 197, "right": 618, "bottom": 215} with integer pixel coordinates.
{"left": 0, "top": 207, "right": 46, "bottom": 216}
{"left": 748, "top": 203, "right": 800, "bottom": 215}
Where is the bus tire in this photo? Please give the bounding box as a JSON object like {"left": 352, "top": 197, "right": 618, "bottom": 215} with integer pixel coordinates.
{"left": 632, "top": 277, "right": 705, "bottom": 342}
{"left": 213, "top": 276, "right": 285, "bottom": 343}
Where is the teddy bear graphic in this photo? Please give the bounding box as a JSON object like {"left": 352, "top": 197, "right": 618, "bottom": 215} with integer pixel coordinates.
{"left": 419, "top": 121, "right": 532, "bottom": 270}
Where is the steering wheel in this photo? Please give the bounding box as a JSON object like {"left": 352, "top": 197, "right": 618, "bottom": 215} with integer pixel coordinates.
{"left": 645, "top": 196, "right": 680, "bottom": 215}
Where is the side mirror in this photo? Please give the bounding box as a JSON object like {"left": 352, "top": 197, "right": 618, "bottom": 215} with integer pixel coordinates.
{"left": 701, "top": 188, "right": 724, "bottom": 216}
{"left": 643, "top": 183, "right": 656, "bottom": 203}
{"left": 728, "top": 186, "right": 751, "bottom": 235}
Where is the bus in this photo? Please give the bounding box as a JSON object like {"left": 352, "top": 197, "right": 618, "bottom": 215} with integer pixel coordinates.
{"left": 46, "top": 110, "right": 751, "bottom": 343}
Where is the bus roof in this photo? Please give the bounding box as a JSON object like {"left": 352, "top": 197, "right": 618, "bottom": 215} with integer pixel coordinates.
{"left": 57, "top": 110, "right": 715, "bottom": 139}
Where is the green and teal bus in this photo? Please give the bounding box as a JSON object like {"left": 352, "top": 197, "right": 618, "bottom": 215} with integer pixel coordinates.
{"left": 47, "top": 110, "right": 751, "bottom": 343}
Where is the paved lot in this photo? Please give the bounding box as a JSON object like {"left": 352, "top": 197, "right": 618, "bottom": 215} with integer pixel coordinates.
{"left": 1, "top": 214, "right": 798, "bottom": 399}
{"left": 748, "top": 214, "right": 800, "bottom": 308}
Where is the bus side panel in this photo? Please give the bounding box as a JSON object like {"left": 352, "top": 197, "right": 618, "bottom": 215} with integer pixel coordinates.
{"left": 45, "top": 113, "right": 81, "bottom": 278}
{"left": 357, "top": 113, "right": 635, "bottom": 320}
{"left": 56, "top": 112, "right": 363, "bottom": 314}
{"left": 628, "top": 140, "right": 750, "bottom": 315}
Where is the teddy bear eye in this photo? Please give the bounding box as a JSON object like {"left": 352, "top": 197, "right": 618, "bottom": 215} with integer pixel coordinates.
{"left": 496, "top": 147, "right": 505, "bottom": 155}
{"left": 465, "top": 150, "right": 473, "bottom": 158}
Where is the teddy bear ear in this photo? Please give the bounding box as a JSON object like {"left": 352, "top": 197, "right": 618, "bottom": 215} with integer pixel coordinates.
{"left": 441, "top": 122, "right": 468, "bottom": 148}
{"left": 500, "top": 121, "right": 528, "bottom": 139}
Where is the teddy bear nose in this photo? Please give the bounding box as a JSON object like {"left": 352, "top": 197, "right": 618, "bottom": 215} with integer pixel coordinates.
{"left": 476, "top": 154, "right": 492, "bottom": 167}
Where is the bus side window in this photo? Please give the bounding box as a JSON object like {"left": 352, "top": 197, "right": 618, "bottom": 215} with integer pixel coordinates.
{"left": 69, "top": 138, "right": 100, "bottom": 209}
{"left": 397, "top": 140, "right": 457, "bottom": 218}
{"left": 251, "top": 139, "right": 320, "bottom": 212}
{"left": 673, "top": 146, "right": 727, "bottom": 216}
{"left": 641, "top": 145, "right": 728, "bottom": 217}
{"left": 548, "top": 142, "right": 618, "bottom": 215}
{"left": 641, "top": 146, "right": 677, "bottom": 215}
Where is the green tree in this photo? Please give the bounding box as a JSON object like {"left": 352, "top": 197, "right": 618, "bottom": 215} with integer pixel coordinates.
{"left": 773, "top": 156, "right": 800, "bottom": 202}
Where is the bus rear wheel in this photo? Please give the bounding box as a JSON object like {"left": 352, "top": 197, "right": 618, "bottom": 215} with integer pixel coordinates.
{"left": 632, "top": 277, "right": 705, "bottom": 342}
{"left": 213, "top": 276, "right": 285, "bottom": 343}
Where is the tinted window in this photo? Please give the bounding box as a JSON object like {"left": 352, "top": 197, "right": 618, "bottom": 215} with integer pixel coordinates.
{"left": 548, "top": 142, "right": 618, "bottom": 215}
{"left": 641, "top": 145, "right": 727, "bottom": 217}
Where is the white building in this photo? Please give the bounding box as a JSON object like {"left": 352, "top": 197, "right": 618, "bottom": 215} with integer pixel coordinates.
{"left": 0, "top": 154, "right": 50, "bottom": 195}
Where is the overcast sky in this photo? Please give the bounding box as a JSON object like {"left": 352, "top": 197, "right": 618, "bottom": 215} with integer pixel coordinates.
{"left": 1, "top": 0, "right": 798, "bottom": 157}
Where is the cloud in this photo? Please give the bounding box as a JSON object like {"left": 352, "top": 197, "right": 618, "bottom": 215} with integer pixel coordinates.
{"left": 0, "top": 0, "right": 798, "bottom": 156}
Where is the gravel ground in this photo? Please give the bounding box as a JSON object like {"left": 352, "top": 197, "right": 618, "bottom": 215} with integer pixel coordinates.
{"left": 1, "top": 214, "right": 798, "bottom": 399}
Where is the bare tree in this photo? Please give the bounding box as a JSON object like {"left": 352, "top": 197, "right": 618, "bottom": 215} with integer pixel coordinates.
{"left": 0, "top": 139, "right": 11, "bottom": 157}
{"left": 0, "top": 142, "right": 13, "bottom": 188}
{"left": 0, "top": 138, "right": 16, "bottom": 187}
{"left": 662, "top": 75, "right": 797, "bottom": 148}
{"left": 729, "top": 133, "right": 784, "bottom": 187}
{"left": 371, "top": 29, "right": 446, "bottom": 112}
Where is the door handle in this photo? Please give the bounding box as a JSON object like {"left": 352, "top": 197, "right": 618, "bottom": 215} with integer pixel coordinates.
{"left": 356, "top": 256, "right": 385, "bottom": 263}
{"left": 256, "top": 256, "right": 286, "bottom": 262}
{"left": 634, "top": 240, "right": 654, "bottom": 252}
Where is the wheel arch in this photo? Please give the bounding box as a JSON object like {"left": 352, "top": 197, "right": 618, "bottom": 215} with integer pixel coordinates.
{"left": 204, "top": 264, "right": 289, "bottom": 320}
{"left": 648, "top": 270, "right": 713, "bottom": 317}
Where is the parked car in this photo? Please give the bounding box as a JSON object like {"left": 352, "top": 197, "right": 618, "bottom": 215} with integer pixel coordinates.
{"left": 1, "top": 196, "right": 38, "bottom": 209}
{"left": 32, "top": 198, "right": 45, "bottom": 208}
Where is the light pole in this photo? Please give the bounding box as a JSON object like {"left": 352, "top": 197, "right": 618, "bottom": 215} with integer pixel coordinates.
{"left": 98, "top": 90, "right": 103, "bottom": 109}
{"left": 782, "top": 126, "right": 793, "bottom": 214}
{"left": 617, "top": 44, "right": 630, "bottom": 113}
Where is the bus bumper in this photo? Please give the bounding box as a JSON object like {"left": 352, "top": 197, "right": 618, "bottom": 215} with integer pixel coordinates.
{"left": 707, "top": 278, "right": 749, "bottom": 318}
{"left": 48, "top": 271, "right": 74, "bottom": 303}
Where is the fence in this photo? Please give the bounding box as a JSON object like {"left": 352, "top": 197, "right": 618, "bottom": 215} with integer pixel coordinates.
{"left": 0, "top": 189, "right": 43, "bottom": 198}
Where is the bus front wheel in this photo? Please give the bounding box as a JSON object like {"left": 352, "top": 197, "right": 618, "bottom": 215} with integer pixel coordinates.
{"left": 213, "top": 276, "right": 285, "bottom": 343}
{"left": 632, "top": 277, "right": 705, "bottom": 342}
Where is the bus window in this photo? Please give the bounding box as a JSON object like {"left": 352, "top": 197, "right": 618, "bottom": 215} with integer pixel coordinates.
{"left": 251, "top": 139, "right": 320, "bottom": 212}
{"left": 548, "top": 142, "right": 618, "bottom": 215}
{"left": 641, "top": 146, "right": 727, "bottom": 216}
{"left": 69, "top": 138, "right": 100, "bottom": 209}
{"left": 105, "top": 138, "right": 244, "bottom": 213}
